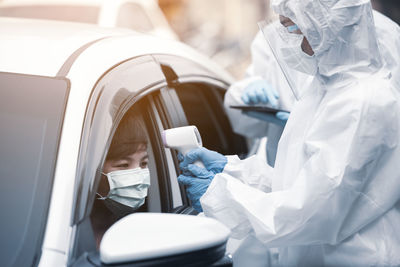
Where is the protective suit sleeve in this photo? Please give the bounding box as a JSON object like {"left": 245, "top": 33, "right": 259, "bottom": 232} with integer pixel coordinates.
{"left": 202, "top": 80, "right": 399, "bottom": 247}
{"left": 224, "top": 155, "right": 274, "bottom": 192}
{"left": 198, "top": 155, "right": 274, "bottom": 239}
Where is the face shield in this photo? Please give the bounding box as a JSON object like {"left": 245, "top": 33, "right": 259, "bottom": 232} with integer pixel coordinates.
{"left": 258, "top": 20, "right": 318, "bottom": 100}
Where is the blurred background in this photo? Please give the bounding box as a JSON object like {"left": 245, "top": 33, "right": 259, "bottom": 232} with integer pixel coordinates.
{"left": 0, "top": 0, "right": 399, "bottom": 79}
{"left": 158, "top": 0, "right": 274, "bottom": 78}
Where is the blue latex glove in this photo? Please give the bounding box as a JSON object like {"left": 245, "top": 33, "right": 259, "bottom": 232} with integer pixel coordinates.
{"left": 179, "top": 147, "right": 227, "bottom": 174}
{"left": 241, "top": 80, "right": 279, "bottom": 107}
{"left": 244, "top": 110, "right": 290, "bottom": 127}
{"left": 178, "top": 164, "right": 216, "bottom": 212}
{"left": 177, "top": 148, "right": 227, "bottom": 212}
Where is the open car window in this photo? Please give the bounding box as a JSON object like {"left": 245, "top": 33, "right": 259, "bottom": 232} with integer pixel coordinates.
{"left": 90, "top": 99, "right": 164, "bottom": 247}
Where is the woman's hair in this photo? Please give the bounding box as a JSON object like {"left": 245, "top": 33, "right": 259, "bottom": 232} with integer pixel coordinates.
{"left": 106, "top": 109, "right": 147, "bottom": 160}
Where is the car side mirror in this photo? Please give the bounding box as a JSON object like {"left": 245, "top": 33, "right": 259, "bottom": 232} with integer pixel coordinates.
{"left": 99, "top": 213, "right": 231, "bottom": 266}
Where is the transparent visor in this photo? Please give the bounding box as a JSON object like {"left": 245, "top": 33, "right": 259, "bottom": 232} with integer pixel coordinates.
{"left": 257, "top": 20, "right": 301, "bottom": 101}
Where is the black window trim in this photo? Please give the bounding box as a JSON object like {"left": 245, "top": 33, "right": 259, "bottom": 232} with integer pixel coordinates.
{"left": 153, "top": 87, "right": 191, "bottom": 208}
{"left": 143, "top": 95, "right": 174, "bottom": 212}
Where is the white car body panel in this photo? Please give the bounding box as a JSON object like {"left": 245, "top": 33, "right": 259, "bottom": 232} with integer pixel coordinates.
{"left": 0, "top": 18, "right": 233, "bottom": 81}
{"left": 38, "top": 248, "right": 66, "bottom": 267}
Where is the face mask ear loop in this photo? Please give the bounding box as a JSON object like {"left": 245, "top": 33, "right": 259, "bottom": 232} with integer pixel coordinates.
{"left": 96, "top": 192, "right": 107, "bottom": 200}
{"left": 98, "top": 171, "right": 111, "bottom": 200}
{"left": 101, "top": 171, "right": 115, "bottom": 193}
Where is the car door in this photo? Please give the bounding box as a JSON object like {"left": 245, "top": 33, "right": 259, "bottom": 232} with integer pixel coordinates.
{"left": 69, "top": 54, "right": 247, "bottom": 266}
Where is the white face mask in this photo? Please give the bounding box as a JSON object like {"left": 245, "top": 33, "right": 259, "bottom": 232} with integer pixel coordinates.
{"left": 278, "top": 26, "right": 318, "bottom": 76}
{"left": 281, "top": 42, "right": 318, "bottom": 76}
{"left": 99, "top": 167, "right": 150, "bottom": 210}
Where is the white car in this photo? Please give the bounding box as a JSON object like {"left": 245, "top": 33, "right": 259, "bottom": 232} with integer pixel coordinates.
{"left": 0, "top": 0, "right": 178, "bottom": 40}
{"left": 0, "top": 18, "right": 251, "bottom": 267}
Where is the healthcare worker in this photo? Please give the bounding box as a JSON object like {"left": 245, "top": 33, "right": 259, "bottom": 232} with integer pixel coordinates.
{"left": 224, "top": 10, "right": 400, "bottom": 167}
{"left": 222, "top": 9, "right": 400, "bottom": 266}
{"left": 179, "top": 0, "right": 400, "bottom": 266}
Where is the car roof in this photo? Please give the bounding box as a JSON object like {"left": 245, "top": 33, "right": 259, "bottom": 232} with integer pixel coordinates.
{"left": 0, "top": 17, "right": 233, "bottom": 82}
{"left": 0, "top": 17, "right": 134, "bottom": 75}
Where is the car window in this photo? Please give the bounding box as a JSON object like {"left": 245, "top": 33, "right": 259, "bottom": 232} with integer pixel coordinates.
{"left": 70, "top": 56, "right": 189, "bottom": 258}
{"left": 0, "top": 5, "right": 100, "bottom": 24}
{"left": 174, "top": 82, "right": 248, "bottom": 157}
{"left": 0, "top": 73, "right": 69, "bottom": 267}
{"left": 116, "top": 3, "right": 154, "bottom": 32}
{"left": 90, "top": 98, "right": 164, "bottom": 247}
{"left": 72, "top": 56, "right": 165, "bottom": 225}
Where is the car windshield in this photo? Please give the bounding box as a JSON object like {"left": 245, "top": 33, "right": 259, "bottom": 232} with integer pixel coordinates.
{"left": 0, "top": 73, "right": 69, "bottom": 267}
{"left": 0, "top": 5, "right": 100, "bottom": 24}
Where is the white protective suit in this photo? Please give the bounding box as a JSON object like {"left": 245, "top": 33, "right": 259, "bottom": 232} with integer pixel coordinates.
{"left": 225, "top": 10, "right": 400, "bottom": 168}
{"left": 204, "top": 1, "right": 400, "bottom": 266}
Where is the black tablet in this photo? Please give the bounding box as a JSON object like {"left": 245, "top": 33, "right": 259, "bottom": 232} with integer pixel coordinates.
{"left": 229, "top": 105, "right": 289, "bottom": 114}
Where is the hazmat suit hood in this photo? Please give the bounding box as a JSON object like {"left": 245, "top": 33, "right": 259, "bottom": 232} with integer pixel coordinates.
{"left": 272, "top": 0, "right": 383, "bottom": 87}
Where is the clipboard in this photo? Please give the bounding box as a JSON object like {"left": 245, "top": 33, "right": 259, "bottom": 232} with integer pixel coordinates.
{"left": 229, "top": 105, "right": 289, "bottom": 114}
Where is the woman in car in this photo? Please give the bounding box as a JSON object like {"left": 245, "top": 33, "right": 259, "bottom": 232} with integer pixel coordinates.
{"left": 91, "top": 109, "right": 150, "bottom": 247}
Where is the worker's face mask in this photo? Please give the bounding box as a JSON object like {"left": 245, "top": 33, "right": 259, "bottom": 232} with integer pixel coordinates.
{"left": 98, "top": 167, "right": 150, "bottom": 213}
{"left": 277, "top": 24, "right": 318, "bottom": 76}
{"left": 280, "top": 40, "right": 318, "bottom": 76}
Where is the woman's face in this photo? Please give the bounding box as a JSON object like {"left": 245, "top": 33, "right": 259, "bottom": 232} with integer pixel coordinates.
{"left": 99, "top": 144, "right": 148, "bottom": 196}
{"left": 102, "top": 149, "right": 148, "bottom": 173}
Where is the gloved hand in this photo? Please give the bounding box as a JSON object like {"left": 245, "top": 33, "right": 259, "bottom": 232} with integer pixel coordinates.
{"left": 177, "top": 148, "right": 227, "bottom": 212}
{"left": 179, "top": 147, "right": 227, "bottom": 174}
{"left": 241, "top": 79, "right": 279, "bottom": 107}
{"left": 178, "top": 164, "right": 216, "bottom": 212}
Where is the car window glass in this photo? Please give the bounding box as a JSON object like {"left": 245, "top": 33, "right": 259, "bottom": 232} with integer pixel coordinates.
{"left": 0, "top": 5, "right": 100, "bottom": 24}
{"left": 0, "top": 73, "right": 68, "bottom": 267}
{"left": 116, "top": 3, "right": 154, "bottom": 32}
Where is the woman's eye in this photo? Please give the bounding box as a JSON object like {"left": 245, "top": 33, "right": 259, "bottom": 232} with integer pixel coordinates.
{"left": 116, "top": 163, "right": 129, "bottom": 168}
{"left": 140, "top": 161, "right": 148, "bottom": 168}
